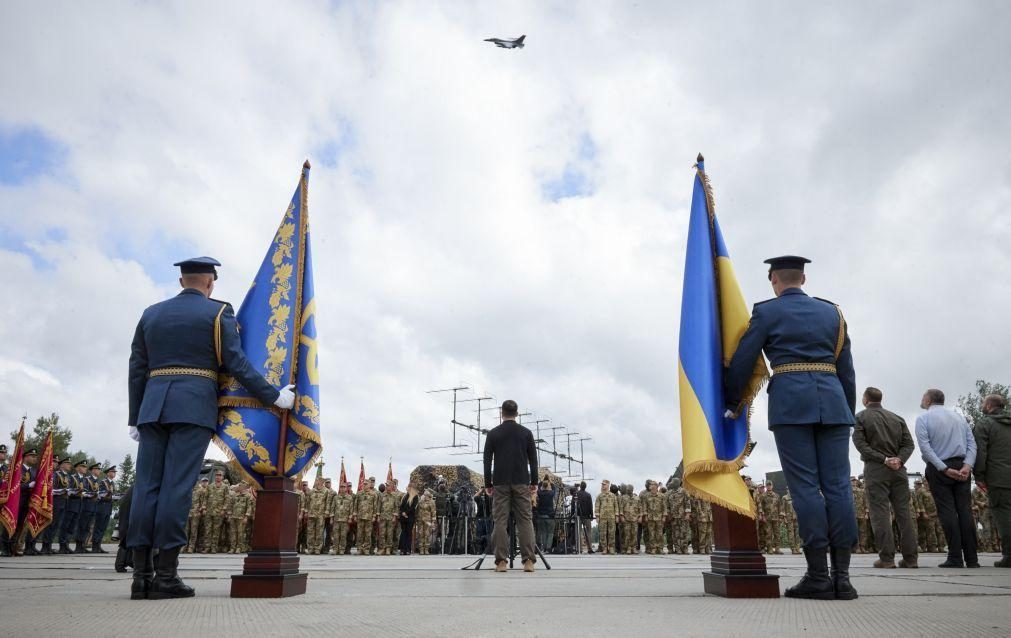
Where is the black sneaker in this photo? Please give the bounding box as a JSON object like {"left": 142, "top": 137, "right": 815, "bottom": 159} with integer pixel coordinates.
{"left": 937, "top": 560, "right": 964, "bottom": 568}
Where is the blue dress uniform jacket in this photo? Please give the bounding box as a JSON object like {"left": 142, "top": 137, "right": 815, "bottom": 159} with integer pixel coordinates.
{"left": 128, "top": 288, "right": 280, "bottom": 430}
{"left": 726, "top": 288, "right": 856, "bottom": 426}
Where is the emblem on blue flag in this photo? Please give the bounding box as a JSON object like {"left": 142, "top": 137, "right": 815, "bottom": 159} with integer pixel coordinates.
{"left": 216, "top": 161, "right": 322, "bottom": 484}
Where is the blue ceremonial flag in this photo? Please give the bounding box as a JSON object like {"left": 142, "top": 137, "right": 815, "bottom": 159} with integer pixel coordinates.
{"left": 678, "top": 155, "right": 767, "bottom": 517}
{"left": 216, "top": 161, "right": 322, "bottom": 485}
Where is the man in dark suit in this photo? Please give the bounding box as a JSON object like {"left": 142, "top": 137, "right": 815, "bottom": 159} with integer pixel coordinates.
{"left": 62, "top": 460, "right": 86, "bottom": 553}
{"left": 47, "top": 457, "right": 71, "bottom": 554}
{"left": 726, "top": 256, "right": 858, "bottom": 600}
{"left": 78, "top": 463, "right": 102, "bottom": 553}
{"left": 127, "top": 256, "right": 294, "bottom": 600}
{"left": 483, "top": 400, "right": 539, "bottom": 572}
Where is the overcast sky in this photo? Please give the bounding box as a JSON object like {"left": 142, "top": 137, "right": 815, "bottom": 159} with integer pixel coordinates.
{"left": 1, "top": 2, "right": 1008, "bottom": 490}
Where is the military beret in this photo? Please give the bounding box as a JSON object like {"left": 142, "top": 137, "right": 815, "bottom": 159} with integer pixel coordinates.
{"left": 89, "top": 463, "right": 101, "bottom": 471}
{"left": 174, "top": 256, "right": 221, "bottom": 280}
{"left": 765, "top": 255, "right": 811, "bottom": 280}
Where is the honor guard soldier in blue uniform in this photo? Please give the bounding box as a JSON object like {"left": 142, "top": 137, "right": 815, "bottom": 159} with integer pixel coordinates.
{"left": 78, "top": 463, "right": 102, "bottom": 552}
{"left": 39, "top": 455, "right": 64, "bottom": 554}
{"left": 63, "top": 460, "right": 87, "bottom": 553}
{"left": 90, "top": 466, "right": 117, "bottom": 553}
{"left": 127, "top": 256, "right": 294, "bottom": 600}
{"left": 50, "top": 457, "right": 72, "bottom": 554}
{"left": 726, "top": 256, "right": 858, "bottom": 601}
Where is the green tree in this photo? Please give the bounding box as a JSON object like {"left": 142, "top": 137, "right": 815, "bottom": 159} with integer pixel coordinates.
{"left": 118, "top": 453, "right": 136, "bottom": 492}
{"left": 10, "top": 413, "right": 74, "bottom": 459}
{"left": 958, "top": 379, "right": 1011, "bottom": 427}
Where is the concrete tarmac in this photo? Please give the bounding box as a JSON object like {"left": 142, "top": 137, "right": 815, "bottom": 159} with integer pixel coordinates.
{"left": 1, "top": 547, "right": 1009, "bottom": 637}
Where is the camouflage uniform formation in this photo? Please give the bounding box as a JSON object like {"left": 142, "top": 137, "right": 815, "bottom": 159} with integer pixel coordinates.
{"left": 415, "top": 490, "right": 436, "bottom": 554}
{"left": 641, "top": 481, "right": 668, "bottom": 554}
{"left": 379, "top": 484, "right": 402, "bottom": 555}
{"left": 201, "top": 474, "right": 230, "bottom": 553}
{"left": 758, "top": 483, "right": 781, "bottom": 554}
{"left": 228, "top": 485, "right": 254, "bottom": 553}
{"left": 330, "top": 483, "right": 355, "bottom": 555}
{"left": 354, "top": 483, "right": 380, "bottom": 555}
{"left": 184, "top": 480, "right": 208, "bottom": 553}
{"left": 780, "top": 492, "right": 801, "bottom": 554}
{"left": 619, "top": 485, "right": 641, "bottom": 554}
{"left": 594, "top": 480, "right": 618, "bottom": 554}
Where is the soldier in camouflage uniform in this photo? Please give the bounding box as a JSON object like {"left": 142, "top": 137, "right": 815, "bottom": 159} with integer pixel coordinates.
{"left": 641, "top": 480, "right": 667, "bottom": 554}
{"left": 379, "top": 481, "right": 401, "bottom": 556}
{"left": 666, "top": 479, "right": 691, "bottom": 554}
{"left": 759, "top": 481, "right": 782, "bottom": 554}
{"left": 354, "top": 479, "right": 380, "bottom": 555}
{"left": 690, "top": 497, "right": 713, "bottom": 554}
{"left": 619, "top": 484, "right": 641, "bottom": 554}
{"left": 594, "top": 480, "right": 618, "bottom": 554}
{"left": 330, "top": 481, "right": 355, "bottom": 555}
{"left": 184, "top": 478, "right": 208, "bottom": 553}
{"left": 781, "top": 490, "right": 801, "bottom": 554}
{"left": 415, "top": 489, "right": 436, "bottom": 554}
{"left": 913, "top": 480, "right": 940, "bottom": 552}
{"left": 851, "top": 477, "right": 871, "bottom": 553}
{"left": 972, "top": 484, "right": 993, "bottom": 552}
{"left": 201, "top": 470, "right": 230, "bottom": 553}
{"left": 227, "top": 483, "right": 254, "bottom": 553}
{"left": 306, "top": 477, "right": 329, "bottom": 554}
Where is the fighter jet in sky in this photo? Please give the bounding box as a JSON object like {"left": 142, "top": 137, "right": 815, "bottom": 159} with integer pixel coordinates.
{"left": 484, "top": 35, "right": 526, "bottom": 49}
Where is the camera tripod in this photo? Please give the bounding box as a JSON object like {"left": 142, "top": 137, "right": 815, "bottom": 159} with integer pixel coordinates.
{"left": 462, "top": 514, "right": 551, "bottom": 570}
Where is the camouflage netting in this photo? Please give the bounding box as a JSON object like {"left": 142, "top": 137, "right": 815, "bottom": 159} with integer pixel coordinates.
{"left": 410, "top": 465, "right": 484, "bottom": 501}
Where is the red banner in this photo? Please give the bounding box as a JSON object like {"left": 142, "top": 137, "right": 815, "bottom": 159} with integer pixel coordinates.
{"left": 26, "top": 431, "right": 54, "bottom": 538}
{"left": 338, "top": 458, "right": 347, "bottom": 488}
{"left": 0, "top": 422, "right": 25, "bottom": 537}
{"left": 356, "top": 458, "right": 365, "bottom": 493}
{"left": 386, "top": 460, "right": 394, "bottom": 487}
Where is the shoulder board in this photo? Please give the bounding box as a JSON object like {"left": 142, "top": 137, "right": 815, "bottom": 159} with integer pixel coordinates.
{"left": 753, "top": 298, "right": 776, "bottom": 308}
{"left": 208, "top": 298, "right": 233, "bottom": 310}
{"left": 813, "top": 296, "right": 838, "bottom": 306}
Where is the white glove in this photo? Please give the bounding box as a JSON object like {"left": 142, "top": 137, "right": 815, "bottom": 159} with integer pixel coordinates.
{"left": 29, "top": 481, "right": 36, "bottom": 488}
{"left": 724, "top": 409, "right": 735, "bottom": 419}
{"left": 274, "top": 384, "right": 296, "bottom": 410}
{"left": 129, "top": 426, "right": 140, "bottom": 442}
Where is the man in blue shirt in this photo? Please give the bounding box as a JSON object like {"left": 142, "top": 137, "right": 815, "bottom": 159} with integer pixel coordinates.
{"left": 914, "top": 388, "right": 978, "bottom": 568}
{"left": 726, "top": 256, "right": 858, "bottom": 600}
{"left": 127, "top": 257, "right": 295, "bottom": 599}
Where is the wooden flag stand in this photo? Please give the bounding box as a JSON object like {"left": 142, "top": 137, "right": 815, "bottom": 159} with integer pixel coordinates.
{"left": 230, "top": 476, "right": 307, "bottom": 598}
{"left": 702, "top": 504, "right": 780, "bottom": 598}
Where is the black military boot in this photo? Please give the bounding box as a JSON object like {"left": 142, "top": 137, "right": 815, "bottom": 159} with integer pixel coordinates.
{"left": 41, "top": 542, "right": 53, "bottom": 555}
{"left": 115, "top": 546, "right": 130, "bottom": 573}
{"left": 148, "top": 546, "right": 195, "bottom": 599}
{"left": 784, "top": 547, "right": 836, "bottom": 600}
{"left": 131, "top": 547, "right": 155, "bottom": 600}
{"left": 0, "top": 541, "right": 11, "bottom": 557}
{"left": 92, "top": 540, "right": 109, "bottom": 554}
{"left": 74, "top": 541, "right": 87, "bottom": 554}
{"left": 58, "top": 542, "right": 72, "bottom": 554}
{"left": 25, "top": 541, "right": 39, "bottom": 556}
{"left": 830, "top": 546, "right": 858, "bottom": 600}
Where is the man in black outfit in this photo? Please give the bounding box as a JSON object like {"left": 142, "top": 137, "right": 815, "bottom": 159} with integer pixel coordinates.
{"left": 576, "top": 482, "right": 594, "bottom": 553}
{"left": 483, "top": 400, "right": 539, "bottom": 572}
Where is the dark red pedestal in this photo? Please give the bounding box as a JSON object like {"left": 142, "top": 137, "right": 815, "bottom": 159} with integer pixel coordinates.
{"left": 702, "top": 504, "right": 780, "bottom": 598}
{"left": 231, "top": 476, "right": 308, "bottom": 598}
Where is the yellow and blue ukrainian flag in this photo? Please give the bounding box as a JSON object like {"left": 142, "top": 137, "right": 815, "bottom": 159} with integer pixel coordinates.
{"left": 216, "top": 161, "right": 322, "bottom": 485}
{"left": 678, "top": 156, "right": 767, "bottom": 517}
